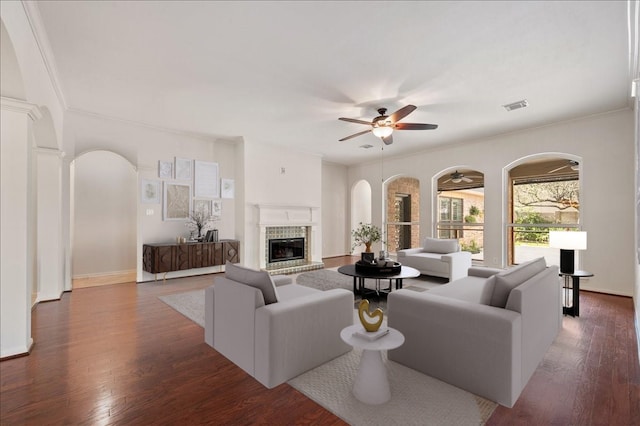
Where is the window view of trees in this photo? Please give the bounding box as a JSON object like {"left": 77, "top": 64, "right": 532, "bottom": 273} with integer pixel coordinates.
{"left": 510, "top": 165, "right": 580, "bottom": 265}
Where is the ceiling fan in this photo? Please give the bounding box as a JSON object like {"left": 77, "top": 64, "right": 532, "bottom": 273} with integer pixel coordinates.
{"left": 547, "top": 160, "right": 579, "bottom": 174}
{"left": 338, "top": 105, "right": 438, "bottom": 145}
{"left": 442, "top": 170, "right": 480, "bottom": 184}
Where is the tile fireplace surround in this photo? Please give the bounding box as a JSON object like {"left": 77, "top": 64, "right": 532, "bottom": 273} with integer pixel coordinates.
{"left": 257, "top": 204, "right": 324, "bottom": 275}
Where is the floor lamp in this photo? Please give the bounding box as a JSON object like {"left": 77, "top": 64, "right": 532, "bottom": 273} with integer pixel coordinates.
{"left": 549, "top": 231, "right": 587, "bottom": 274}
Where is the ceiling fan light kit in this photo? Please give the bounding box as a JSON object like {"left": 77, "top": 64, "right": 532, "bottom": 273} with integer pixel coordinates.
{"left": 339, "top": 104, "right": 438, "bottom": 144}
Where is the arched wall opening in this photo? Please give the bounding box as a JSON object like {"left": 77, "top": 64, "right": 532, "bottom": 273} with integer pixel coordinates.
{"left": 71, "top": 150, "right": 137, "bottom": 287}
{"left": 0, "top": 19, "right": 26, "bottom": 100}
{"left": 351, "top": 179, "right": 372, "bottom": 254}
{"left": 504, "top": 153, "right": 582, "bottom": 268}
{"left": 385, "top": 175, "right": 420, "bottom": 254}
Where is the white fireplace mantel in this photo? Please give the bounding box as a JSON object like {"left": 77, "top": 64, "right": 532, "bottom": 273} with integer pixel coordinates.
{"left": 257, "top": 204, "right": 320, "bottom": 227}
{"left": 256, "top": 204, "right": 320, "bottom": 269}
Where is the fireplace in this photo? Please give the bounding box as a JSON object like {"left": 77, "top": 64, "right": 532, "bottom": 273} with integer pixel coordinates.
{"left": 269, "top": 237, "right": 305, "bottom": 263}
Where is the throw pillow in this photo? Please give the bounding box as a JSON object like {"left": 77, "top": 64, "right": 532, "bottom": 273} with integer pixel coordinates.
{"left": 422, "top": 237, "right": 459, "bottom": 254}
{"left": 489, "top": 257, "right": 547, "bottom": 308}
{"left": 224, "top": 262, "right": 279, "bottom": 305}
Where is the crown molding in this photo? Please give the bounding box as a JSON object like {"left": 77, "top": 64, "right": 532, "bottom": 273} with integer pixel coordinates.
{"left": 1, "top": 96, "right": 43, "bottom": 121}
{"left": 21, "top": 1, "right": 68, "bottom": 110}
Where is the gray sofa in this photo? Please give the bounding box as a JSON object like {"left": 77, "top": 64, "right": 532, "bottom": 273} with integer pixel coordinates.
{"left": 387, "top": 257, "right": 561, "bottom": 407}
{"left": 396, "top": 237, "right": 472, "bottom": 282}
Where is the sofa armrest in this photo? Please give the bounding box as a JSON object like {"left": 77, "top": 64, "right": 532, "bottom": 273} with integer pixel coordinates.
{"left": 388, "top": 290, "right": 522, "bottom": 407}
{"left": 441, "top": 251, "right": 472, "bottom": 281}
{"left": 213, "top": 277, "right": 265, "bottom": 376}
{"left": 254, "top": 288, "right": 354, "bottom": 388}
{"left": 468, "top": 266, "right": 503, "bottom": 278}
{"left": 272, "top": 274, "right": 293, "bottom": 287}
{"left": 396, "top": 247, "right": 423, "bottom": 258}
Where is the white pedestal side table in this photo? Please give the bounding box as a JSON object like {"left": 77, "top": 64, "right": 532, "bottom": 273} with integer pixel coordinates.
{"left": 340, "top": 324, "right": 405, "bottom": 405}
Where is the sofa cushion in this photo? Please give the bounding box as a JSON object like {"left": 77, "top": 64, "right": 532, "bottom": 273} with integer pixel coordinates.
{"left": 225, "top": 262, "right": 279, "bottom": 304}
{"left": 489, "top": 257, "right": 547, "bottom": 308}
{"left": 423, "top": 237, "right": 459, "bottom": 254}
{"left": 427, "top": 275, "right": 496, "bottom": 305}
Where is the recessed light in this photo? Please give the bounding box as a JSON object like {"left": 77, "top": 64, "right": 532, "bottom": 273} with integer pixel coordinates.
{"left": 360, "top": 144, "right": 374, "bottom": 149}
{"left": 503, "top": 99, "right": 529, "bottom": 111}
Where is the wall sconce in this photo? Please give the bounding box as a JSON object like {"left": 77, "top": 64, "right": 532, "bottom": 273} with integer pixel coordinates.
{"left": 549, "top": 231, "right": 587, "bottom": 274}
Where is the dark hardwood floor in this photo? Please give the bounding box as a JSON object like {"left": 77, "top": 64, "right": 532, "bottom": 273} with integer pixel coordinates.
{"left": 1, "top": 256, "right": 638, "bottom": 425}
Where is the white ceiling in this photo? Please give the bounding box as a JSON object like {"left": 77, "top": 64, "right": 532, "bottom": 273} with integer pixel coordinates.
{"left": 34, "top": 1, "right": 635, "bottom": 165}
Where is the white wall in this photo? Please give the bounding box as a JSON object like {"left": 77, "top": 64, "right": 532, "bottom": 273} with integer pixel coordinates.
{"left": 243, "top": 141, "right": 322, "bottom": 268}
{"left": 66, "top": 111, "right": 238, "bottom": 282}
{"left": 345, "top": 109, "right": 635, "bottom": 296}
{"left": 321, "top": 161, "right": 349, "bottom": 257}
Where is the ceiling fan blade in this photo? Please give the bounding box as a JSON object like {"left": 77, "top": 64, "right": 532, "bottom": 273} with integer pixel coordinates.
{"left": 339, "top": 117, "right": 372, "bottom": 125}
{"left": 462, "top": 177, "right": 473, "bottom": 183}
{"left": 339, "top": 129, "right": 372, "bottom": 141}
{"left": 547, "top": 165, "right": 568, "bottom": 174}
{"left": 388, "top": 105, "right": 417, "bottom": 123}
{"left": 382, "top": 134, "right": 393, "bottom": 145}
{"left": 394, "top": 122, "right": 438, "bottom": 130}
{"left": 442, "top": 178, "right": 452, "bottom": 184}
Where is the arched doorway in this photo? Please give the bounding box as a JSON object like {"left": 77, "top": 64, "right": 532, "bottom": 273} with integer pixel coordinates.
{"left": 71, "top": 150, "right": 137, "bottom": 288}
{"left": 351, "top": 179, "right": 372, "bottom": 254}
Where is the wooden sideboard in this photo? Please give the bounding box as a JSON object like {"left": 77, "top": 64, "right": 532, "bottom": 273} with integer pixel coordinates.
{"left": 143, "top": 239, "right": 240, "bottom": 274}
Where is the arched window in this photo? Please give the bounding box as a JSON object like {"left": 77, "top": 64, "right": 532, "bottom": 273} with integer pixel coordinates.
{"left": 436, "top": 169, "right": 485, "bottom": 262}
{"left": 507, "top": 156, "right": 581, "bottom": 266}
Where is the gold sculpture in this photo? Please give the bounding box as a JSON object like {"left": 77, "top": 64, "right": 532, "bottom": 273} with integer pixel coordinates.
{"left": 358, "top": 299, "right": 384, "bottom": 332}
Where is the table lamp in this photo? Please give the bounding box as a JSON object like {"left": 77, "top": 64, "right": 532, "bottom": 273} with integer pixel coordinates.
{"left": 549, "top": 231, "right": 587, "bottom": 274}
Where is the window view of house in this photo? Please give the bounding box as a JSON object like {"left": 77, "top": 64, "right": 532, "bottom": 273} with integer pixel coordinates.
{"left": 437, "top": 170, "right": 485, "bottom": 262}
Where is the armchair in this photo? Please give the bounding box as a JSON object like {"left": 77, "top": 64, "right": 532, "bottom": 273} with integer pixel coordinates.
{"left": 205, "top": 263, "right": 354, "bottom": 388}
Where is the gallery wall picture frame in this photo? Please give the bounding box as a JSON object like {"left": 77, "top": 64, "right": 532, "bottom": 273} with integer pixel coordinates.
{"left": 141, "top": 179, "right": 161, "bottom": 204}
{"left": 194, "top": 160, "right": 219, "bottom": 198}
{"left": 158, "top": 160, "right": 173, "bottom": 179}
{"left": 163, "top": 182, "right": 192, "bottom": 221}
{"left": 212, "top": 199, "right": 222, "bottom": 219}
{"left": 221, "top": 178, "right": 235, "bottom": 199}
{"left": 175, "top": 157, "right": 192, "bottom": 180}
{"left": 193, "top": 199, "right": 212, "bottom": 218}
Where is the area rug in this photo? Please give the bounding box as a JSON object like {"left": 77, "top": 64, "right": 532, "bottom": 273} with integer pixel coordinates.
{"left": 158, "top": 286, "right": 497, "bottom": 425}
{"left": 158, "top": 289, "right": 205, "bottom": 327}
{"left": 288, "top": 349, "right": 497, "bottom": 426}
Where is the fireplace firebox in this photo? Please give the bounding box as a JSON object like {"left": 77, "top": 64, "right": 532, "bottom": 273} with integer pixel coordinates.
{"left": 269, "top": 237, "right": 305, "bottom": 263}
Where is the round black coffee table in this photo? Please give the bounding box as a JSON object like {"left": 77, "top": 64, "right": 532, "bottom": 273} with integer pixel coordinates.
{"left": 337, "top": 264, "right": 420, "bottom": 297}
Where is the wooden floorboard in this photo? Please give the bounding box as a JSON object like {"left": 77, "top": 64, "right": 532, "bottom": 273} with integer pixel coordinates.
{"left": 1, "top": 256, "right": 638, "bottom": 425}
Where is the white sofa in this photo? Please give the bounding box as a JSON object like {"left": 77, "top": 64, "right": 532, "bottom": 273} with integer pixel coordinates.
{"left": 387, "top": 257, "right": 561, "bottom": 407}
{"left": 204, "top": 263, "right": 354, "bottom": 388}
{"left": 396, "top": 237, "right": 472, "bottom": 282}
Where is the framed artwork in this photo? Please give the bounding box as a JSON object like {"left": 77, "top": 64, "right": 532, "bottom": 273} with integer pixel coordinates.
{"left": 175, "top": 157, "right": 192, "bottom": 180}
{"left": 212, "top": 199, "right": 222, "bottom": 219}
{"left": 158, "top": 160, "right": 173, "bottom": 179}
{"left": 163, "top": 182, "right": 192, "bottom": 221}
{"left": 194, "top": 160, "right": 219, "bottom": 198}
{"left": 221, "top": 178, "right": 235, "bottom": 199}
{"left": 141, "top": 179, "right": 161, "bottom": 204}
{"left": 193, "top": 199, "right": 212, "bottom": 218}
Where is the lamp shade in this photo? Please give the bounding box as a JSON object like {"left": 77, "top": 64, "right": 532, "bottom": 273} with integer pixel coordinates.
{"left": 549, "top": 231, "right": 587, "bottom": 250}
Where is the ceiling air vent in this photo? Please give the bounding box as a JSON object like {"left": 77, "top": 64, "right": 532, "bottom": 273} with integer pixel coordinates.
{"left": 502, "top": 99, "right": 529, "bottom": 111}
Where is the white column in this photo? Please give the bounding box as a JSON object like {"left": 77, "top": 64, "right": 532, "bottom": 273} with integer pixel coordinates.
{"left": 35, "top": 147, "right": 65, "bottom": 301}
{"left": 1, "top": 97, "right": 41, "bottom": 358}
